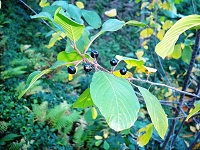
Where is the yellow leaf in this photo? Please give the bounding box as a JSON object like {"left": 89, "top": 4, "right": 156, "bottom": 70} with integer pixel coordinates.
{"left": 76, "top": 1, "right": 84, "bottom": 9}
{"left": 137, "top": 123, "right": 154, "bottom": 146}
{"left": 141, "top": 2, "right": 149, "bottom": 10}
{"left": 105, "top": 9, "right": 117, "bottom": 17}
{"left": 135, "top": 50, "right": 144, "bottom": 59}
{"left": 95, "top": 135, "right": 102, "bottom": 140}
{"left": 39, "top": 0, "right": 50, "bottom": 7}
{"left": 196, "top": 55, "right": 200, "bottom": 61}
{"left": 162, "top": 20, "right": 173, "bottom": 30}
{"left": 68, "top": 74, "right": 74, "bottom": 81}
{"left": 144, "top": 45, "right": 148, "bottom": 50}
{"left": 164, "top": 89, "right": 172, "bottom": 97}
{"left": 141, "top": 40, "right": 149, "bottom": 47}
{"left": 162, "top": 2, "right": 170, "bottom": 10}
{"left": 92, "top": 107, "right": 98, "bottom": 119}
{"left": 113, "top": 70, "right": 133, "bottom": 78}
{"left": 156, "top": 30, "right": 165, "bottom": 41}
{"left": 171, "top": 44, "right": 182, "bottom": 59}
{"left": 103, "top": 130, "right": 109, "bottom": 139}
{"left": 140, "top": 28, "right": 154, "bottom": 39}
{"left": 136, "top": 65, "right": 157, "bottom": 74}
{"left": 190, "top": 126, "right": 197, "bottom": 132}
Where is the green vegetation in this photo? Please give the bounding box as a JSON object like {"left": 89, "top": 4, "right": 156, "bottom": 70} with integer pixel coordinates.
{"left": 1, "top": 0, "right": 200, "bottom": 149}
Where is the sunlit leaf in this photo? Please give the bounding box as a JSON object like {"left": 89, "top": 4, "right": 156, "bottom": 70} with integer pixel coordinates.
{"left": 186, "top": 102, "right": 200, "bottom": 121}
{"left": 54, "top": 7, "right": 84, "bottom": 42}
{"left": 137, "top": 123, "right": 154, "bottom": 146}
{"left": 162, "top": 20, "right": 173, "bottom": 30}
{"left": 105, "top": 9, "right": 117, "bottom": 17}
{"left": 73, "top": 88, "right": 94, "bottom": 108}
{"left": 57, "top": 51, "right": 82, "bottom": 65}
{"left": 39, "top": 0, "right": 50, "bottom": 7}
{"left": 116, "top": 55, "right": 144, "bottom": 67}
{"left": 76, "top": 1, "right": 84, "bottom": 9}
{"left": 138, "top": 86, "right": 168, "bottom": 139}
{"left": 91, "top": 107, "right": 98, "bottom": 119}
{"left": 155, "top": 15, "right": 200, "bottom": 59}
{"left": 90, "top": 71, "right": 140, "bottom": 131}
{"left": 135, "top": 50, "right": 144, "bottom": 59}
{"left": 156, "top": 30, "right": 165, "bottom": 41}
{"left": 171, "top": 44, "right": 182, "bottom": 59}
{"left": 140, "top": 28, "right": 154, "bottom": 38}
{"left": 46, "top": 31, "right": 66, "bottom": 48}
{"left": 113, "top": 70, "right": 133, "bottom": 78}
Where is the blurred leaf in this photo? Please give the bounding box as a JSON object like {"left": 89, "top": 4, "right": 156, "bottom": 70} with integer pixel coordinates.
{"left": 182, "top": 46, "right": 192, "bottom": 64}
{"left": 90, "top": 71, "right": 140, "bottom": 131}
{"left": 91, "top": 107, "right": 98, "bottom": 119}
{"left": 186, "top": 102, "right": 200, "bottom": 121}
{"left": 171, "top": 44, "right": 182, "bottom": 59}
{"left": 46, "top": 31, "right": 66, "bottom": 48}
{"left": 39, "top": 0, "right": 50, "bottom": 7}
{"left": 76, "top": 1, "right": 84, "bottom": 9}
{"left": 82, "top": 9, "right": 102, "bottom": 29}
{"left": 125, "top": 20, "right": 147, "bottom": 27}
{"left": 135, "top": 50, "right": 144, "bottom": 59}
{"left": 116, "top": 55, "right": 144, "bottom": 67}
{"left": 113, "top": 70, "right": 133, "bottom": 78}
{"left": 140, "top": 28, "right": 153, "bottom": 38}
{"left": 52, "top": 1, "right": 68, "bottom": 10}
{"left": 155, "top": 15, "right": 200, "bottom": 59}
{"left": 138, "top": 86, "right": 168, "bottom": 139}
{"left": 137, "top": 123, "right": 154, "bottom": 146}
{"left": 95, "top": 140, "right": 103, "bottom": 146}
{"left": 156, "top": 30, "right": 165, "bottom": 41}
{"left": 54, "top": 7, "right": 84, "bottom": 42}
{"left": 103, "top": 141, "right": 110, "bottom": 150}
{"left": 68, "top": 74, "right": 74, "bottom": 81}
{"left": 0, "top": 134, "right": 21, "bottom": 142}
{"left": 105, "top": 9, "right": 117, "bottom": 17}
{"left": 73, "top": 88, "right": 94, "bottom": 108}
{"left": 162, "top": 20, "right": 173, "bottom": 30}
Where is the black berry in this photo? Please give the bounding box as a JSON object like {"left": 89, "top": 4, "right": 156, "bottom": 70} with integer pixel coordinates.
{"left": 84, "top": 63, "right": 92, "bottom": 72}
{"left": 68, "top": 66, "right": 76, "bottom": 74}
{"left": 120, "top": 67, "right": 127, "bottom": 75}
{"left": 91, "top": 50, "right": 99, "bottom": 58}
{"left": 110, "top": 58, "right": 118, "bottom": 66}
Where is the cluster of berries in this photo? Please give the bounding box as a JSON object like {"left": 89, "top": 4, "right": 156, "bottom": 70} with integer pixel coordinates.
{"left": 67, "top": 50, "right": 127, "bottom": 75}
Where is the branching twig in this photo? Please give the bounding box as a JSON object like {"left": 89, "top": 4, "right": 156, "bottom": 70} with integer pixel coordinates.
{"left": 129, "top": 77, "right": 200, "bottom": 98}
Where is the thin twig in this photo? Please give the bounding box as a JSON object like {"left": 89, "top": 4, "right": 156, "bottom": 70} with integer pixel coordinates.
{"left": 129, "top": 77, "right": 200, "bottom": 98}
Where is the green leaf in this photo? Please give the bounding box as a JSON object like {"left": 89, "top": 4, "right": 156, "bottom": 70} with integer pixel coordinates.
{"left": 103, "top": 141, "right": 110, "bottom": 150}
{"left": 182, "top": 46, "right": 192, "bottom": 64}
{"left": 0, "top": 134, "right": 21, "bottom": 142}
{"left": 82, "top": 9, "right": 102, "bottom": 29}
{"left": 171, "top": 44, "right": 182, "bottom": 59}
{"left": 125, "top": 20, "right": 147, "bottom": 27}
{"left": 90, "top": 71, "right": 140, "bottom": 131}
{"left": 42, "top": 5, "right": 59, "bottom": 16}
{"left": 137, "top": 123, "right": 154, "bottom": 146}
{"left": 52, "top": 1, "right": 68, "bottom": 10}
{"left": 54, "top": 7, "right": 84, "bottom": 42}
{"left": 101, "top": 19, "right": 125, "bottom": 32}
{"left": 18, "top": 61, "right": 67, "bottom": 99}
{"left": 138, "top": 86, "right": 168, "bottom": 139}
{"left": 46, "top": 31, "right": 63, "bottom": 48}
{"left": 73, "top": 88, "right": 94, "bottom": 108}
{"left": 116, "top": 55, "right": 144, "bottom": 67}
{"left": 155, "top": 15, "right": 200, "bottom": 59}
{"left": 186, "top": 102, "right": 200, "bottom": 121}
{"left": 67, "top": 4, "right": 83, "bottom": 24}
{"left": 57, "top": 51, "right": 82, "bottom": 64}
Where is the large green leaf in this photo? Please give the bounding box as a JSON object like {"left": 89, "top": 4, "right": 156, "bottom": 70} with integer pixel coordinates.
{"left": 171, "top": 44, "right": 182, "bottom": 59}
{"left": 90, "top": 71, "right": 140, "bottom": 131}
{"left": 116, "top": 55, "right": 144, "bottom": 67}
{"left": 82, "top": 9, "right": 102, "bottom": 29}
{"left": 101, "top": 19, "right": 125, "bottom": 32}
{"left": 138, "top": 86, "right": 168, "bottom": 139}
{"left": 67, "top": 4, "right": 83, "bottom": 24}
{"left": 155, "top": 15, "right": 200, "bottom": 59}
{"left": 54, "top": 7, "right": 84, "bottom": 42}
{"left": 73, "top": 88, "right": 94, "bottom": 108}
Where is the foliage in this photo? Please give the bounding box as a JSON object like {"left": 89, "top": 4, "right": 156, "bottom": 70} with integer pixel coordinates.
{"left": 1, "top": 0, "right": 200, "bottom": 149}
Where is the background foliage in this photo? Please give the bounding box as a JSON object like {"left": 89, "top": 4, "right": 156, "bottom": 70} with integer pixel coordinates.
{"left": 0, "top": 0, "right": 200, "bottom": 149}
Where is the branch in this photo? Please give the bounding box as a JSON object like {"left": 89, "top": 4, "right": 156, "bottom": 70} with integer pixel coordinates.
{"left": 129, "top": 77, "right": 200, "bottom": 98}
